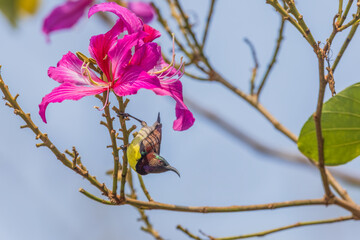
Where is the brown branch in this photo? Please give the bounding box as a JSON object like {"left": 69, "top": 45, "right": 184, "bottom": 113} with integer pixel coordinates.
{"left": 138, "top": 174, "right": 153, "bottom": 201}
{"left": 325, "top": 1, "right": 359, "bottom": 59}
{"left": 211, "top": 72, "right": 298, "bottom": 142}
{"left": 314, "top": 52, "right": 333, "bottom": 199}
{"left": 125, "top": 198, "right": 327, "bottom": 213}
{"left": 266, "top": 0, "right": 315, "bottom": 50}
{"left": 100, "top": 92, "right": 121, "bottom": 196}
{"left": 151, "top": 2, "right": 192, "bottom": 60}
{"left": 0, "top": 68, "right": 116, "bottom": 202}
{"left": 257, "top": 15, "right": 286, "bottom": 98}
{"left": 177, "top": 225, "right": 202, "bottom": 240}
{"left": 116, "top": 96, "right": 130, "bottom": 201}
{"left": 201, "top": 0, "right": 217, "bottom": 49}
{"left": 243, "top": 38, "right": 259, "bottom": 95}
{"left": 283, "top": 0, "right": 317, "bottom": 50}
{"left": 332, "top": 21, "right": 360, "bottom": 72}
{"left": 194, "top": 215, "right": 354, "bottom": 240}
{"left": 185, "top": 96, "right": 360, "bottom": 188}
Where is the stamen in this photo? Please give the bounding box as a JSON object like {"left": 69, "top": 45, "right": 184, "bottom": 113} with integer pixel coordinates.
{"left": 94, "top": 87, "right": 110, "bottom": 111}
{"left": 153, "top": 33, "right": 176, "bottom": 75}
{"left": 81, "top": 62, "right": 101, "bottom": 86}
{"left": 160, "top": 57, "right": 183, "bottom": 79}
{"left": 158, "top": 57, "right": 185, "bottom": 85}
{"left": 81, "top": 62, "right": 108, "bottom": 87}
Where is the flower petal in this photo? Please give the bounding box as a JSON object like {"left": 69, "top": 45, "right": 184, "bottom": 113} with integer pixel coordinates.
{"left": 88, "top": 29, "right": 118, "bottom": 81}
{"left": 39, "top": 83, "right": 106, "bottom": 123}
{"left": 152, "top": 81, "right": 195, "bottom": 131}
{"left": 88, "top": 2, "right": 142, "bottom": 34}
{"left": 143, "top": 24, "right": 161, "bottom": 43}
{"left": 108, "top": 31, "right": 148, "bottom": 80}
{"left": 42, "top": 0, "right": 93, "bottom": 40}
{"left": 48, "top": 51, "right": 103, "bottom": 86}
{"left": 130, "top": 42, "right": 161, "bottom": 72}
{"left": 113, "top": 65, "right": 160, "bottom": 96}
{"left": 127, "top": 2, "right": 155, "bottom": 24}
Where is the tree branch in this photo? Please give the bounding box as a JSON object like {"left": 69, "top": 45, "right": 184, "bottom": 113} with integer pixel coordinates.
{"left": 201, "top": 0, "right": 217, "bottom": 49}
{"left": 188, "top": 215, "right": 354, "bottom": 240}
{"left": 314, "top": 52, "right": 333, "bottom": 199}
{"left": 257, "top": 15, "right": 286, "bottom": 98}
{"left": 125, "top": 198, "right": 327, "bottom": 213}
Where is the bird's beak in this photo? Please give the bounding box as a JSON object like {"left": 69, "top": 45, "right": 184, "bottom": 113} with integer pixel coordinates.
{"left": 165, "top": 165, "right": 180, "bottom": 177}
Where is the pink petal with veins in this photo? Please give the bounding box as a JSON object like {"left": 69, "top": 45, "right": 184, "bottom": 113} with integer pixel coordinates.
{"left": 88, "top": 2, "right": 142, "bottom": 34}
{"left": 108, "top": 31, "right": 148, "bottom": 81}
{"left": 130, "top": 42, "right": 161, "bottom": 72}
{"left": 152, "top": 81, "right": 195, "bottom": 131}
{"left": 48, "top": 51, "right": 102, "bottom": 86}
{"left": 113, "top": 65, "right": 160, "bottom": 96}
{"left": 39, "top": 83, "right": 106, "bottom": 123}
{"left": 143, "top": 24, "right": 161, "bottom": 42}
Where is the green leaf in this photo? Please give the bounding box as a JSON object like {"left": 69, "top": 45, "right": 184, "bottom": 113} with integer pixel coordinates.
{"left": 298, "top": 82, "right": 360, "bottom": 166}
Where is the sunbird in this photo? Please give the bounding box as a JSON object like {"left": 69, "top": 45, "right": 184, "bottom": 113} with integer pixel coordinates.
{"left": 118, "top": 112, "right": 180, "bottom": 177}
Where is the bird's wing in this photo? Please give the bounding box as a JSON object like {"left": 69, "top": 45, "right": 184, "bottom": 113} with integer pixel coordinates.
{"left": 140, "top": 122, "right": 162, "bottom": 154}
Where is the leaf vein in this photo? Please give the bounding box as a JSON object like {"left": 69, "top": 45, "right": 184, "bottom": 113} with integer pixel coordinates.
{"left": 322, "top": 111, "right": 360, "bottom": 118}
{"left": 336, "top": 94, "right": 360, "bottom": 105}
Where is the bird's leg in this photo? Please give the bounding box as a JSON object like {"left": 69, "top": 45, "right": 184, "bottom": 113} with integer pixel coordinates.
{"left": 117, "top": 112, "right": 147, "bottom": 126}
{"left": 120, "top": 144, "right": 129, "bottom": 150}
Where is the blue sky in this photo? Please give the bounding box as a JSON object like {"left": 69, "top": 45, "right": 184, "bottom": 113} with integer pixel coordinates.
{"left": 0, "top": 0, "right": 360, "bottom": 239}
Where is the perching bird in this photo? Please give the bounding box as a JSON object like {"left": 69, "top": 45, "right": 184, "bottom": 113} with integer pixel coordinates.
{"left": 118, "top": 112, "right": 180, "bottom": 177}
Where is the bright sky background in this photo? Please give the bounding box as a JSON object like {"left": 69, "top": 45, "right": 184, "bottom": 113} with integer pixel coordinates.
{"left": 0, "top": 0, "right": 360, "bottom": 239}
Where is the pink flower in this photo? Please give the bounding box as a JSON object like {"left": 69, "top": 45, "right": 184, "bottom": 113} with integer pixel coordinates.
{"left": 127, "top": 2, "right": 156, "bottom": 24}
{"left": 39, "top": 3, "right": 194, "bottom": 131}
{"left": 42, "top": 0, "right": 155, "bottom": 41}
{"left": 42, "top": 0, "right": 94, "bottom": 41}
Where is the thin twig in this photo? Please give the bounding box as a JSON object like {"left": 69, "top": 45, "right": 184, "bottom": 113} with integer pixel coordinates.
{"left": 151, "top": 2, "right": 192, "bottom": 60}
{"left": 138, "top": 174, "right": 153, "bottom": 201}
{"left": 257, "top": 16, "right": 285, "bottom": 98}
{"left": 172, "top": 0, "right": 213, "bottom": 71}
{"left": 177, "top": 225, "right": 202, "bottom": 240}
{"left": 201, "top": 0, "right": 217, "bottom": 49}
{"left": 79, "top": 188, "right": 115, "bottom": 205}
{"left": 186, "top": 96, "right": 360, "bottom": 187}
{"left": 337, "top": 0, "right": 344, "bottom": 23}
{"left": 332, "top": 21, "right": 360, "bottom": 72}
{"left": 101, "top": 92, "right": 121, "bottom": 197}
{"left": 338, "top": 0, "right": 354, "bottom": 27}
{"left": 139, "top": 209, "right": 164, "bottom": 240}
{"left": 117, "top": 96, "right": 130, "bottom": 201}
{"left": 325, "top": 1, "right": 358, "bottom": 54}
{"left": 197, "top": 215, "right": 354, "bottom": 240}
{"left": 243, "top": 38, "right": 259, "bottom": 95}
{"left": 211, "top": 73, "right": 298, "bottom": 142}
{"left": 284, "top": 0, "right": 318, "bottom": 50}
{"left": 173, "top": 0, "right": 202, "bottom": 50}
{"left": 266, "top": 0, "right": 308, "bottom": 46}
{"left": 0, "top": 71, "right": 117, "bottom": 203}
